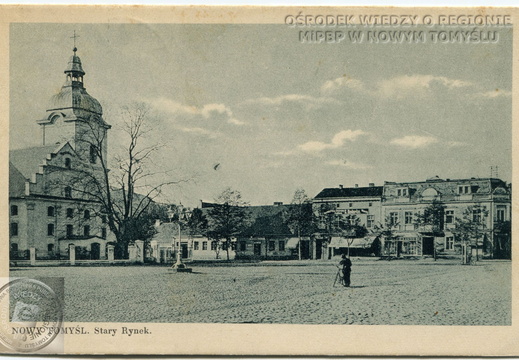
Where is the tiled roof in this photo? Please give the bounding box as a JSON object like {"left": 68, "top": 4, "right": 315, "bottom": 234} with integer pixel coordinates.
{"left": 314, "top": 186, "right": 384, "bottom": 199}
{"left": 9, "top": 144, "right": 61, "bottom": 180}
{"left": 9, "top": 162, "right": 26, "bottom": 197}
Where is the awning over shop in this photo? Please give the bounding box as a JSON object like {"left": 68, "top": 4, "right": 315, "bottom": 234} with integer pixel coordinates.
{"left": 286, "top": 238, "right": 300, "bottom": 249}
{"left": 329, "top": 237, "right": 375, "bottom": 249}
{"left": 392, "top": 233, "right": 420, "bottom": 241}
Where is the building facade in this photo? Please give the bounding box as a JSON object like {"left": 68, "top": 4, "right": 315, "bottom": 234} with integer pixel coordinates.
{"left": 312, "top": 184, "right": 384, "bottom": 258}
{"left": 312, "top": 177, "right": 511, "bottom": 259}
{"left": 9, "top": 47, "right": 114, "bottom": 261}
{"left": 382, "top": 176, "right": 511, "bottom": 259}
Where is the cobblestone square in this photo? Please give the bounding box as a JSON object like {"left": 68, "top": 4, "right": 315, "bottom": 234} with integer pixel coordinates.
{"left": 13, "top": 259, "right": 511, "bottom": 325}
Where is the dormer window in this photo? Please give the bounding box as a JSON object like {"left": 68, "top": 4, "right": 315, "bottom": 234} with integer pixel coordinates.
{"left": 65, "top": 158, "right": 71, "bottom": 169}
{"left": 458, "top": 185, "right": 471, "bottom": 195}
{"left": 397, "top": 188, "right": 408, "bottom": 197}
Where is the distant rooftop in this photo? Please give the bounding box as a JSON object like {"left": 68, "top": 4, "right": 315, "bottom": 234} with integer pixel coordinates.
{"left": 314, "top": 186, "right": 384, "bottom": 199}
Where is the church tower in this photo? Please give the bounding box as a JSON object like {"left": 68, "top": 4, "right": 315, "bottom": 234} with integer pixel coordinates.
{"left": 37, "top": 44, "right": 111, "bottom": 164}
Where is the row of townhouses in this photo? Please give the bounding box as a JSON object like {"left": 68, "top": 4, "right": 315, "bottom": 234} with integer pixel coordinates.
{"left": 8, "top": 45, "right": 512, "bottom": 263}
{"left": 148, "top": 176, "right": 512, "bottom": 262}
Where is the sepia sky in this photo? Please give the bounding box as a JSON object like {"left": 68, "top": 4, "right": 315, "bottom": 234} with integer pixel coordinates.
{"left": 10, "top": 23, "right": 512, "bottom": 206}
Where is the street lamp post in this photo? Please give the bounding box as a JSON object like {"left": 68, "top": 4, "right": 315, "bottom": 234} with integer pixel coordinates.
{"left": 170, "top": 205, "right": 192, "bottom": 272}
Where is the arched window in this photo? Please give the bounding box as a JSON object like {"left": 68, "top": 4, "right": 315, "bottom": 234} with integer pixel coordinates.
{"left": 47, "top": 223, "right": 55, "bottom": 236}
{"left": 90, "top": 144, "right": 97, "bottom": 164}
{"left": 421, "top": 188, "right": 439, "bottom": 200}
{"left": 47, "top": 206, "right": 55, "bottom": 217}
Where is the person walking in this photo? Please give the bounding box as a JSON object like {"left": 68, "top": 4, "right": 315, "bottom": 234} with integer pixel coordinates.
{"left": 339, "top": 254, "right": 352, "bottom": 287}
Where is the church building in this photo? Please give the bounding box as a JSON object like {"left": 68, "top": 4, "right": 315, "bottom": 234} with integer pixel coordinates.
{"left": 9, "top": 46, "right": 115, "bottom": 261}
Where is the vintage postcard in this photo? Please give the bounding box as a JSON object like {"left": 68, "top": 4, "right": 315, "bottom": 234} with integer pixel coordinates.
{"left": 0, "top": 5, "right": 518, "bottom": 356}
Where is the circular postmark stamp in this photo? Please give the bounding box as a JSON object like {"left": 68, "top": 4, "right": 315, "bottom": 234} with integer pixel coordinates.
{"left": 0, "top": 278, "right": 63, "bottom": 352}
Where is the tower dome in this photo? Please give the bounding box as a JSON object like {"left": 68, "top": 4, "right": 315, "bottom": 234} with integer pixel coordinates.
{"left": 45, "top": 47, "right": 103, "bottom": 116}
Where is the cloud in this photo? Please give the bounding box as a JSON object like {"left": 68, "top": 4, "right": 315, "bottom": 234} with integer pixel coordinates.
{"left": 298, "top": 130, "right": 368, "bottom": 153}
{"left": 149, "top": 97, "right": 244, "bottom": 125}
{"left": 321, "top": 74, "right": 474, "bottom": 100}
{"left": 244, "top": 94, "right": 340, "bottom": 110}
{"left": 390, "top": 135, "right": 438, "bottom": 149}
{"left": 377, "top": 75, "right": 472, "bottom": 99}
{"left": 321, "top": 76, "right": 366, "bottom": 94}
{"left": 273, "top": 130, "right": 367, "bottom": 156}
{"left": 325, "top": 159, "right": 373, "bottom": 170}
{"left": 475, "top": 89, "right": 512, "bottom": 99}
{"left": 178, "top": 126, "right": 222, "bottom": 139}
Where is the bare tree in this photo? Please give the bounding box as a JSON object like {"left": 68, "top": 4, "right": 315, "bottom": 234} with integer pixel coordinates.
{"left": 58, "top": 102, "right": 186, "bottom": 258}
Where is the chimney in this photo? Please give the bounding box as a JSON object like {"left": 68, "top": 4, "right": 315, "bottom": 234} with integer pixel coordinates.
{"left": 369, "top": 183, "right": 375, "bottom": 187}
{"left": 339, "top": 184, "right": 344, "bottom": 189}
{"left": 354, "top": 184, "right": 359, "bottom": 188}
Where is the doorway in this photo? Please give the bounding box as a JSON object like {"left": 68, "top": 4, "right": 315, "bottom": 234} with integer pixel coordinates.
{"left": 91, "top": 242, "right": 100, "bottom": 260}
{"left": 422, "top": 237, "right": 434, "bottom": 256}
{"left": 253, "top": 243, "right": 261, "bottom": 256}
{"left": 181, "top": 243, "right": 189, "bottom": 259}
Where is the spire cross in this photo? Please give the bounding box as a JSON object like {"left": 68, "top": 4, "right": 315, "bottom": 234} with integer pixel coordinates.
{"left": 71, "top": 31, "right": 80, "bottom": 52}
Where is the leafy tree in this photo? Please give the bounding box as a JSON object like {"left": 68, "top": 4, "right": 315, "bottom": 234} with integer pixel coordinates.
{"left": 207, "top": 188, "right": 250, "bottom": 260}
{"left": 373, "top": 215, "right": 399, "bottom": 257}
{"left": 285, "top": 189, "right": 314, "bottom": 260}
{"left": 333, "top": 214, "right": 368, "bottom": 256}
{"left": 452, "top": 205, "right": 489, "bottom": 262}
{"left": 186, "top": 208, "right": 208, "bottom": 237}
{"left": 414, "top": 200, "right": 446, "bottom": 259}
{"left": 492, "top": 220, "right": 511, "bottom": 259}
